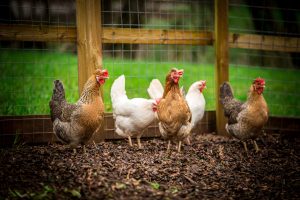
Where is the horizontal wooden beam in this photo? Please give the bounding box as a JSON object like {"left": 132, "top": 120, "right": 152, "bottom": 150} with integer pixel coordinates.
{"left": 0, "top": 24, "right": 77, "bottom": 42}
{"left": 0, "top": 24, "right": 213, "bottom": 45}
{"left": 229, "top": 33, "right": 300, "bottom": 53}
{"left": 102, "top": 28, "right": 213, "bottom": 45}
{"left": 0, "top": 24, "right": 299, "bottom": 52}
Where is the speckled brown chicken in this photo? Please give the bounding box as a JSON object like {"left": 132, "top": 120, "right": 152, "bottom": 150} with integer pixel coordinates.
{"left": 49, "top": 69, "right": 109, "bottom": 152}
{"left": 155, "top": 68, "right": 192, "bottom": 152}
{"left": 220, "top": 78, "right": 269, "bottom": 152}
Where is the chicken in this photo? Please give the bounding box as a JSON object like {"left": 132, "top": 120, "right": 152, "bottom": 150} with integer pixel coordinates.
{"left": 220, "top": 77, "right": 269, "bottom": 152}
{"left": 184, "top": 80, "right": 206, "bottom": 134}
{"left": 110, "top": 75, "right": 156, "bottom": 148}
{"left": 153, "top": 68, "right": 192, "bottom": 152}
{"left": 49, "top": 69, "right": 109, "bottom": 153}
{"left": 148, "top": 79, "right": 207, "bottom": 142}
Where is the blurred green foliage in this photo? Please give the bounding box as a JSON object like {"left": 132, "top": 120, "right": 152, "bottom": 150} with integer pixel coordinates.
{"left": 0, "top": 50, "right": 299, "bottom": 117}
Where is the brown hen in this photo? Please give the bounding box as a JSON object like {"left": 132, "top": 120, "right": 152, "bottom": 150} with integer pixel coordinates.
{"left": 155, "top": 68, "right": 192, "bottom": 152}
{"left": 220, "top": 78, "right": 269, "bottom": 152}
{"left": 49, "top": 69, "right": 109, "bottom": 153}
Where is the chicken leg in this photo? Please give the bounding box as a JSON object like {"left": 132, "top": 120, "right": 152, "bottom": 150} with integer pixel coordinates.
{"left": 83, "top": 145, "right": 86, "bottom": 154}
{"left": 177, "top": 141, "right": 182, "bottom": 153}
{"left": 253, "top": 140, "right": 260, "bottom": 153}
{"left": 167, "top": 140, "right": 171, "bottom": 152}
{"left": 128, "top": 136, "right": 133, "bottom": 147}
{"left": 242, "top": 141, "right": 248, "bottom": 152}
{"left": 137, "top": 137, "right": 142, "bottom": 149}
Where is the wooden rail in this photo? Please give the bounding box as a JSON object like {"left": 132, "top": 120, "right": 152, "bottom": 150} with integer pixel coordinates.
{"left": 229, "top": 33, "right": 300, "bottom": 53}
{"left": 102, "top": 28, "right": 213, "bottom": 45}
{"left": 0, "top": 25, "right": 213, "bottom": 46}
{"left": 0, "top": 24, "right": 76, "bottom": 42}
{"left": 1, "top": 24, "right": 299, "bottom": 52}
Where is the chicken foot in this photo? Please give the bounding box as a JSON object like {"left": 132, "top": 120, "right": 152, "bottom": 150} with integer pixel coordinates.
{"left": 70, "top": 144, "right": 77, "bottom": 154}
{"left": 242, "top": 140, "right": 260, "bottom": 153}
{"left": 72, "top": 145, "right": 86, "bottom": 154}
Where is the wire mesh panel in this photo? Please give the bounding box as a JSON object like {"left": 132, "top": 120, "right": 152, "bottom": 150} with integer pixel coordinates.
{"left": 0, "top": 0, "right": 78, "bottom": 145}
{"left": 228, "top": 0, "right": 300, "bottom": 117}
{"left": 101, "top": 0, "right": 215, "bottom": 112}
{"left": 100, "top": 0, "right": 215, "bottom": 138}
{"left": 0, "top": 0, "right": 78, "bottom": 116}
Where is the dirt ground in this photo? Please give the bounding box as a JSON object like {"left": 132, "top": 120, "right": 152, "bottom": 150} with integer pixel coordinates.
{"left": 0, "top": 133, "right": 299, "bottom": 199}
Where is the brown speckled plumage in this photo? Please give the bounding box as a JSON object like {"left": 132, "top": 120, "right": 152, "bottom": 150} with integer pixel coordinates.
{"left": 156, "top": 68, "right": 192, "bottom": 152}
{"left": 49, "top": 69, "right": 108, "bottom": 150}
{"left": 220, "top": 79, "right": 269, "bottom": 145}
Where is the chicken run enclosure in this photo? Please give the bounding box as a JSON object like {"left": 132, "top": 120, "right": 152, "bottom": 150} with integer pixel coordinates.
{"left": 0, "top": 0, "right": 299, "bottom": 144}
{"left": 0, "top": 0, "right": 300, "bottom": 199}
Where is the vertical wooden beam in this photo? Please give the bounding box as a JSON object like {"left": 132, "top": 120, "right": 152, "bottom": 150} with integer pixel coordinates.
{"left": 76, "top": 0, "right": 104, "bottom": 142}
{"left": 76, "top": 0, "right": 103, "bottom": 94}
{"left": 215, "top": 0, "right": 229, "bottom": 135}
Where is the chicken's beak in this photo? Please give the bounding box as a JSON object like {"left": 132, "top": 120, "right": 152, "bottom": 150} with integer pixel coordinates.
{"left": 199, "top": 80, "right": 207, "bottom": 92}
{"left": 177, "top": 69, "right": 184, "bottom": 77}
{"left": 203, "top": 80, "right": 207, "bottom": 88}
{"left": 96, "top": 70, "right": 109, "bottom": 84}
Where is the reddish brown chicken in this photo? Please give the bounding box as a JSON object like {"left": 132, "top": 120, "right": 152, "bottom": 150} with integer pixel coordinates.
{"left": 220, "top": 78, "right": 269, "bottom": 152}
{"left": 155, "top": 68, "right": 192, "bottom": 152}
{"left": 49, "top": 69, "right": 109, "bottom": 153}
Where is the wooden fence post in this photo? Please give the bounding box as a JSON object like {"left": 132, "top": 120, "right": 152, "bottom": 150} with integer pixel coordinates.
{"left": 76, "top": 0, "right": 104, "bottom": 142}
{"left": 215, "top": 0, "right": 229, "bottom": 135}
{"left": 76, "top": 0, "right": 103, "bottom": 94}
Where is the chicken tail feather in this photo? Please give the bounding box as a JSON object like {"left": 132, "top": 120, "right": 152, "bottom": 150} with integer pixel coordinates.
{"left": 147, "top": 79, "right": 164, "bottom": 99}
{"left": 111, "top": 75, "right": 127, "bottom": 104}
{"left": 220, "top": 82, "right": 234, "bottom": 105}
{"left": 49, "top": 80, "right": 66, "bottom": 122}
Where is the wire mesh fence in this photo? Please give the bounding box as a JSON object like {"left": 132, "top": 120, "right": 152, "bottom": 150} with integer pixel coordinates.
{"left": 0, "top": 0, "right": 78, "bottom": 116}
{"left": 228, "top": 1, "right": 300, "bottom": 117}
{"left": 101, "top": 0, "right": 214, "bottom": 112}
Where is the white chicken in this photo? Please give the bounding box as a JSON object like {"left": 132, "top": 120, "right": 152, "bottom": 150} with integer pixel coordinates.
{"left": 148, "top": 79, "right": 206, "bottom": 137}
{"left": 185, "top": 80, "right": 206, "bottom": 133}
{"left": 111, "top": 75, "right": 156, "bottom": 148}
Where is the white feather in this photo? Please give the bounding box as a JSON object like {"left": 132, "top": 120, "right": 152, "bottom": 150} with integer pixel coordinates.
{"left": 147, "top": 79, "right": 164, "bottom": 99}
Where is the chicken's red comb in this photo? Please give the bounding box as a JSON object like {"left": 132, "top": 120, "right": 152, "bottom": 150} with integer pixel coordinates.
{"left": 253, "top": 77, "right": 265, "bottom": 85}
{"left": 101, "top": 69, "right": 109, "bottom": 77}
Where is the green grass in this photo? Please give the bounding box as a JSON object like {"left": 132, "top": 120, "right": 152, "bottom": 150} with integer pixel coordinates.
{"left": 0, "top": 50, "right": 300, "bottom": 117}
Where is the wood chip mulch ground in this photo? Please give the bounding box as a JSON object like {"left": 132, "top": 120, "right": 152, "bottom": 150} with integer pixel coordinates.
{"left": 0, "top": 133, "right": 299, "bottom": 199}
